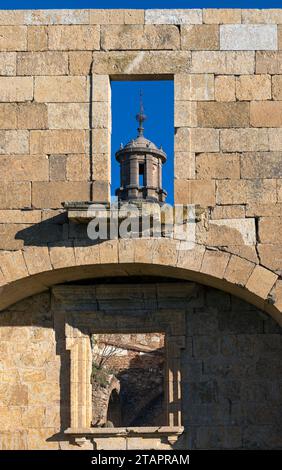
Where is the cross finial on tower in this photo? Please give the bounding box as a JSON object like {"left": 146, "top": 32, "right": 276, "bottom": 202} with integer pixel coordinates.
{"left": 136, "top": 90, "right": 147, "bottom": 136}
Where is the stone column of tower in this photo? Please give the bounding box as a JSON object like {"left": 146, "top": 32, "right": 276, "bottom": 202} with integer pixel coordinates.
{"left": 115, "top": 94, "right": 167, "bottom": 204}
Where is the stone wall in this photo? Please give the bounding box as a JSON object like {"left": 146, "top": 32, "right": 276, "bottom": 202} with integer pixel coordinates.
{"left": 0, "top": 283, "right": 281, "bottom": 449}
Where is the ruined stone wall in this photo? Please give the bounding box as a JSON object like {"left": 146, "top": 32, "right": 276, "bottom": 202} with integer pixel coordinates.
{"left": 0, "top": 284, "right": 281, "bottom": 449}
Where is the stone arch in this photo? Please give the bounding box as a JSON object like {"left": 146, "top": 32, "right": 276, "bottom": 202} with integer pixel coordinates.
{"left": 0, "top": 238, "right": 281, "bottom": 325}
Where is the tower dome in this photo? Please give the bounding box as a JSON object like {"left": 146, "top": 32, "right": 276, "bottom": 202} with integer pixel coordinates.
{"left": 115, "top": 94, "right": 167, "bottom": 203}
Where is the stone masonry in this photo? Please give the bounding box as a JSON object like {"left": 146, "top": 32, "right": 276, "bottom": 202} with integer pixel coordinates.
{"left": 0, "top": 8, "right": 281, "bottom": 449}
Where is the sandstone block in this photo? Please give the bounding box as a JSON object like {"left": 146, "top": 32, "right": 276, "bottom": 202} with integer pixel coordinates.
{"left": 30, "top": 130, "right": 86, "bottom": 154}
{"left": 0, "top": 130, "right": 29, "bottom": 155}
{"left": 92, "top": 128, "right": 110, "bottom": 154}
{"left": 242, "top": 9, "right": 282, "bottom": 24}
{"left": 0, "top": 10, "right": 24, "bottom": 25}
{"left": 175, "top": 73, "right": 214, "bottom": 101}
{"left": 27, "top": 26, "right": 48, "bottom": 51}
{"left": 268, "top": 128, "right": 282, "bottom": 151}
{"left": 92, "top": 51, "right": 191, "bottom": 75}
{"left": 250, "top": 102, "right": 282, "bottom": 127}
{"left": 34, "top": 76, "right": 87, "bottom": 102}
{"left": 69, "top": 51, "right": 92, "bottom": 75}
{"left": 123, "top": 10, "right": 145, "bottom": 25}
{"left": 66, "top": 154, "right": 90, "bottom": 181}
{"left": 23, "top": 9, "right": 89, "bottom": 25}
{"left": 215, "top": 75, "right": 235, "bottom": 101}
{"left": 203, "top": 9, "right": 242, "bottom": 24}
{"left": 0, "top": 52, "right": 16, "bottom": 75}
{"left": 175, "top": 101, "right": 197, "bottom": 127}
{"left": 211, "top": 205, "right": 245, "bottom": 219}
{"left": 92, "top": 180, "right": 110, "bottom": 202}
{"left": 92, "top": 75, "right": 111, "bottom": 102}
{"left": 272, "top": 75, "right": 282, "bottom": 100}
{"left": 0, "top": 77, "right": 33, "bottom": 102}
{"left": 92, "top": 153, "right": 110, "bottom": 181}
{"left": 246, "top": 203, "right": 282, "bottom": 217}
{"left": 174, "top": 152, "right": 195, "bottom": 179}
{"left": 101, "top": 25, "right": 180, "bottom": 50}
{"left": 259, "top": 217, "right": 282, "bottom": 244}
{"left": 74, "top": 242, "right": 100, "bottom": 266}
{"left": 220, "top": 25, "right": 277, "bottom": 50}
{"left": 246, "top": 265, "right": 278, "bottom": 300}
{"left": 256, "top": 51, "right": 282, "bottom": 74}
{"left": 175, "top": 127, "right": 219, "bottom": 153}
{"left": 206, "top": 218, "right": 256, "bottom": 246}
{"left": 0, "top": 250, "right": 28, "bottom": 282}
{"left": 145, "top": 9, "right": 202, "bottom": 24}
{"left": 241, "top": 152, "right": 282, "bottom": 178}
{"left": 90, "top": 9, "right": 124, "bottom": 25}
{"left": 181, "top": 25, "right": 219, "bottom": 50}
{"left": 236, "top": 74, "right": 271, "bottom": 100}
{"left": 49, "top": 242, "right": 75, "bottom": 269}
{"left": 92, "top": 102, "right": 111, "bottom": 129}
{"left": 175, "top": 179, "right": 215, "bottom": 206}
{"left": 0, "top": 26, "right": 27, "bottom": 51}
{"left": 0, "top": 210, "right": 41, "bottom": 224}
{"left": 49, "top": 155, "right": 66, "bottom": 181}
{"left": 17, "top": 103, "right": 48, "bottom": 129}
{"left": 48, "top": 103, "right": 89, "bottom": 129}
{"left": 191, "top": 51, "right": 255, "bottom": 74}
{"left": 48, "top": 25, "right": 100, "bottom": 50}
{"left": 0, "top": 104, "right": 17, "bottom": 129}
{"left": 200, "top": 250, "right": 230, "bottom": 279}
{"left": 0, "top": 155, "right": 48, "bottom": 181}
{"left": 197, "top": 102, "right": 249, "bottom": 128}
{"left": 0, "top": 224, "right": 28, "bottom": 250}
{"left": 220, "top": 128, "right": 269, "bottom": 152}
{"left": 258, "top": 244, "right": 282, "bottom": 272}
{"left": 23, "top": 246, "right": 52, "bottom": 275}
{"left": 17, "top": 51, "right": 68, "bottom": 75}
{"left": 32, "top": 181, "right": 90, "bottom": 208}
{"left": 224, "top": 255, "right": 255, "bottom": 286}
{"left": 196, "top": 153, "right": 240, "bottom": 179}
{"left": 0, "top": 182, "right": 30, "bottom": 209}
{"left": 0, "top": 407, "right": 22, "bottom": 432}
{"left": 217, "top": 179, "right": 276, "bottom": 205}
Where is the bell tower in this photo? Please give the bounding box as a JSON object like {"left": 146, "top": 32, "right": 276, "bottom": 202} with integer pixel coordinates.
{"left": 115, "top": 94, "right": 167, "bottom": 203}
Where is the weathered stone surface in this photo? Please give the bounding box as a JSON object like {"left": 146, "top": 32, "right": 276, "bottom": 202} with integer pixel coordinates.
{"left": 220, "top": 129, "right": 269, "bottom": 152}
{"left": 204, "top": 218, "right": 256, "bottom": 246}
{"left": 0, "top": 224, "right": 29, "bottom": 250}
{"left": 32, "top": 181, "right": 90, "bottom": 208}
{"left": 69, "top": 51, "right": 92, "bottom": 75}
{"left": 49, "top": 155, "right": 66, "bottom": 181}
{"left": 175, "top": 127, "right": 219, "bottom": 153}
{"left": 191, "top": 51, "right": 255, "bottom": 74}
{"left": 0, "top": 250, "right": 28, "bottom": 281}
{"left": 0, "top": 104, "right": 17, "bottom": 129}
{"left": 211, "top": 205, "right": 245, "bottom": 219}
{"left": 0, "top": 52, "right": 16, "bottom": 75}
{"left": 258, "top": 244, "right": 282, "bottom": 272}
{"left": 0, "top": 155, "right": 48, "bottom": 181}
{"left": 175, "top": 179, "right": 215, "bottom": 206}
{"left": 0, "top": 130, "right": 29, "bottom": 155}
{"left": 220, "top": 25, "right": 277, "bottom": 51}
{"left": 92, "top": 51, "right": 191, "bottom": 75}
{"left": 48, "top": 25, "right": 100, "bottom": 50}
{"left": 175, "top": 101, "right": 197, "bottom": 127}
{"left": 256, "top": 51, "right": 282, "bottom": 74}
{"left": 246, "top": 203, "right": 282, "bottom": 217}
{"left": 272, "top": 75, "right": 282, "bottom": 100}
{"left": 251, "top": 102, "right": 282, "bottom": 127}
{"left": 145, "top": 9, "right": 202, "bottom": 25}
{"left": 217, "top": 179, "right": 277, "bottom": 204}
{"left": 90, "top": 9, "right": 144, "bottom": 25}
{"left": 34, "top": 76, "right": 87, "bottom": 102}
{"left": 241, "top": 152, "right": 282, "bottom": 178}
{"left": 17, "top": 51, "right": 68, "bottom": 75}
{"left": 215, "top": 75, "right": 235, "bottom": 101}
{"left": 30, "top": 130, "right": 86, "bottom": 154}
{"left": 268, "top": 128, "right": 282, "bottom": 151}
{"left": 27, "top": 26, "right": 48, "bottom": 51}
{"left": 101, "top": 25, "right": 180, "bottom": 50}
{"left": 203, "top": 9, "right": 242, "bottom": 24}
{"left": 242, "top": 9, "right": 282, "bottom": 24}
{"left": 224, "top": 255, "right": 254, "bottom": 286}
{"left": 92, "top": 75, "right": 111, "bottom": 102}
{"left": 0, "top": 26, "right": 26, "bottom": 51}
{"left": 49, "top": 242, "right": 75, "bottom": 269}
{"left": 23, "top": 9, "right": 89, "bottom": 25}
{"left": 259, "top": 217, "right": 282, "bottom": 244}
{"left": 200, "top": 250, "right": 230, "bottom": 278}
{"left": 197, "top": 102, "right": 249, "bottom": 128}
{"left": 246, "top": 265, "right": 278, "bottom": 299}
{"left": 66, "top": 154, "right": 90, "bottom": 181}
{"left": 0, "top": 182, "right": 30, "bottom": 209}
{"left": 48, "top": 103, "right": 89, "bottom": 129}
{"left": 0, "top": 210, "right": 41, "bottom": 224}
{"left": 174, "top": 152, "right": 195, "bottom": 179}
{"left": 175, "top": 73, "right": 214, "bottom": 101}
{"left": 196, "top": 153, "right": 240, "bottom": 179}
{"left": 181, "top": 25, "right": 219, "bottom": 50}
{"left": 236, "top": 74, "right": 271, "bottom": 100}
{"left": 0, "top": 10, "right": 25, "bottom": 25}
{"left": 92, "top": 102, "right": 111, "bottom": 129}
{"left": 17, "top": 103, "right": 48, "bottom": 129}
{"left": 0, "top": 77, "right": 33, "bottom": 102}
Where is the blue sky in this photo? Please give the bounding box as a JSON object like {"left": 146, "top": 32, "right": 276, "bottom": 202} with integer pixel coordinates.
{"left": 1, "top": 2, "right": 282, "bottom": 9}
